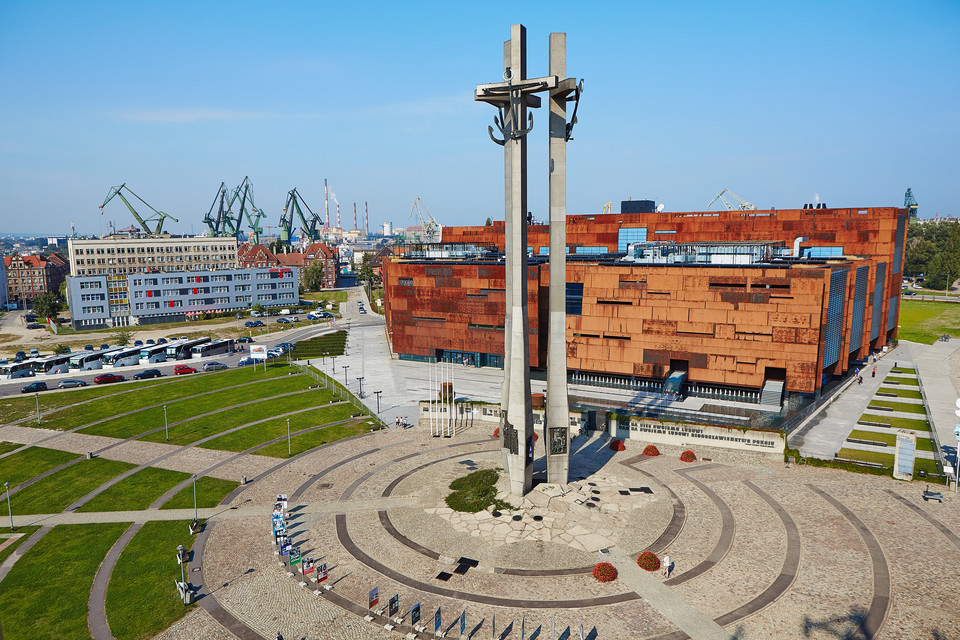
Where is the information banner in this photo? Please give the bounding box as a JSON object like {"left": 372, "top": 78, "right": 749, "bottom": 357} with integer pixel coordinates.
{"left": 302, "top": 558, "right": 314, "bottom": 575}
{"left": 290, "top": 547, "right": 301, "bottom": 565}
{"left": 279, "top": 541, "right": 291, "bottom": 556}
{"left": 388, "top": 594, "right": 399, "bottom": 617}
{"left": 317, "top": 563, "right": 328, "bottom": 582}
{"left": 251, "top": 345, "right": 268, "bottom": 361}
{"left": 435, "top": 607, "right": 441, "bottom": 633}
{"left": 411, "top": 602, "right": 421, "bottom": 626}
{"left": 368, "top": 586, "right": 379, "bottom": 609}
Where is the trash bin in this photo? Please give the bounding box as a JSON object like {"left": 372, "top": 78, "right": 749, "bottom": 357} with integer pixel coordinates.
{"left": 86, "top": 451, "right": 93, "bottom": 460}
{"left": 183, "top": 589, "right": 194, "bottom": 605}
{"left": 241, "top": 475, "right": 247, "bottom": 485}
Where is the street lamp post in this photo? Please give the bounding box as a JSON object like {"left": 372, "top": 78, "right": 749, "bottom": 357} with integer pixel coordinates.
{"left": 286, "top": 418, "right": 291, "bottom": 457}
{"left": 4, "top": 482, "right": 12, "bottom": 531}
{"left": 35, "top": 393, "right": 40, "bottom": 426}
{"left": 164, "top": 405, "right": 169, "bottom": 441}
{"left": 342, "top": 365, "right": 349, "bottom": 386}
{"left": 356, "top": 376, "right": 364, "bottom": 398}
{"left": 374, "top": 390, "right": 382, "bottom": 418}
{"left": 176, "top": 544, "right": 186, "bottom": 583}
{"left": 192, "top": 474, "right": 198, "bottom": 521}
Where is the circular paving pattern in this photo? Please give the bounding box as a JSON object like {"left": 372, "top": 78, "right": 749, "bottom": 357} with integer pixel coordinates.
{"left": 193, "top": 429, "right": 960, "bottom": 640}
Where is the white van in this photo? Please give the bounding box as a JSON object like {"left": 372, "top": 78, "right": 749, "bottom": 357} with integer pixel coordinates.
{"left": 279, "top": 309, "right": 291, "bottom": 315}
{"left": 250, "top": 310, "right": 262, "bottom": 317}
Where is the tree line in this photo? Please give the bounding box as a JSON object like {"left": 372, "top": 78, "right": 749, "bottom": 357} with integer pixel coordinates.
{"left": 904, "top": 219, "right": 960, "bottom": 291}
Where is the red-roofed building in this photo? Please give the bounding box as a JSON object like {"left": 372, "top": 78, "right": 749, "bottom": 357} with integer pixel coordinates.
{"left": 236, "top": 244, "right": 279, "bottom": 269}
{"left": 237, "top": 243, "right": 338, "bottom": 289}
{"left": 4, "top": 252, "right": 70, "bottom": 308}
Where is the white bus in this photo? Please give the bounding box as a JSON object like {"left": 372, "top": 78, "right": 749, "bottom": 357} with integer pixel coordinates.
{"left": 0, "top": 360, "right": 37, "bottom": 380}
{"left": 69, "top": 347, "right": 123, "bottom": 372}
{"left": 32, "top": 354, "right": 71, "bottom": 376}
{"left": 139, "top": 344, "right": 168, "bottom": 365}
{"left": 166, "top": 337, "right": 210, "bottom": 361}
{"left": 191, "top": 339, "right": 235, "bottom": 359}
{"left": 102, "top": 346, "right": 143, "bottom": 368}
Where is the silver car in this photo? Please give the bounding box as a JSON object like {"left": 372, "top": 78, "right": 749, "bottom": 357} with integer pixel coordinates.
{"left": 58, "top": 379, "right": 88, "bottom": 389}
{"left": 202, "top": 361, "right": 228, "bottom": 371}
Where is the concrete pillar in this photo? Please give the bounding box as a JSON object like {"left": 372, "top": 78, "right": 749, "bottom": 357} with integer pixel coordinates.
{"left": 608, "top": 413, "right": 617, "bottom": 438}
{"left": 545, "top": 31, "right": 570, "bottom": 485}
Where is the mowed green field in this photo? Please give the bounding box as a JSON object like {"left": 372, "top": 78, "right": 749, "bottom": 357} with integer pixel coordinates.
{"left": 897, "top": 300, "right": 960, "bottom": 344}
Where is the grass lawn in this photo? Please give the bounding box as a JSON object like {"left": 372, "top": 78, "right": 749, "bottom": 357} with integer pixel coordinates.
{"left": 0, "top": 446, "right": 79, "bottom": 489}
{"left": 876, "top": 387, "right": 923, "bottom": 399}
{"left": 848, "top": 430, "right": 896, "bottom": 446}
{"left": 10, "top": 458, "right": 135, "bottom": 515}
{"left": 77, "top": 467, "right": 192, "bottom": 512}
{"left": 916, "top": 438, "right": 936, "bottom": 452}
{"left": 896, "top": 300, "right": 960, "bottom": 344}
{"left": 139, "top": 389, "right": 328, "bottom": 445}
{"left": 836, "top": 447, "right": 894, "bottom": 467}
{"left": 254, "top": 419, "right": 371, "bottom": 457}
{"left": 0, "top": 526, "right": 40, "bottom": 565}
{"left": 106, "top": 520, "right": 195, "bottom": 640}
{"left": 79, "top": 375, "right": 313, "bottom": 439}
{"left": 0, "top": 381, "right": 162, "bottom": 426}
{"left": 914, "top": 458, "right": 942, "bottom": 479}
{"left": 0, "top": 441, "right": 22, "bottom": 455}
{"left": 0, "top": 522, "right": 129, "bottom": 640}
{"left": 301, "top": 290, "right": 349, "bottom": 303}
{"left": 867, "top": 400, "right": 927, "bottom": 414}
{"left": 293, "top": 331, "right": 347, "bottom": 358}
{"left": 859, "top": 414, "right": 930, "bottom": 430}
{"left": 197, "top": 395, "right": 350, "bottom": 452}
{"left": 160, "top": 476, "right": 240, "bottom": 510}
{"left": 884, "top": 375, "right": 919, "bottom": 386}
{"left": 889, "top": 367, "right": 917, "bottom": 374}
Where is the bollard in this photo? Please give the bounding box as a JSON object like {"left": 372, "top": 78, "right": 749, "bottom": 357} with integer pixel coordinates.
{"left": 86, "top": 451, "right": 93, "bottom": 460}
{"left": 241, "top": 475, "right": 247, "bottom": 485}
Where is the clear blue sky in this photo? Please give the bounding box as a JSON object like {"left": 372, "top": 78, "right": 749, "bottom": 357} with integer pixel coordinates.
{"left": 1, "top": 0, "right": 957, "bottom": 236}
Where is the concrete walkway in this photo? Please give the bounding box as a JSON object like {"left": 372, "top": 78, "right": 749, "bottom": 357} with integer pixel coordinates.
{"left": 906, "top": 339, "right": 960, "bottom": 472}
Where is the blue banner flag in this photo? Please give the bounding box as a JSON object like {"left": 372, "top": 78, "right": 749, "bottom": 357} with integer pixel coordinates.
{"left": 435, "top": 607, "right": 441, "bottom": 632}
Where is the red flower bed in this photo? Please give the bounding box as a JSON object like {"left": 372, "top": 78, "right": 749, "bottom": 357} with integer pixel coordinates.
{"left": 609, "top": 439, "right": 626, "bottom": 451}
{"left": 492, "top": 427, "right": 500, "bottom": 439}
{"left": 636, "top": 551, "right": 660, "bottom": 572}
{"left": 592, "top": 562, "right": 618, "bottom": 583}
{"left": 679, "top": 450, "right": 697, "bottom": 463}
{"left": 642, "top": 444, "right": 660, "bottom": 457}
{"left": 534, "top": 432, "right": 539, "bottom": 442}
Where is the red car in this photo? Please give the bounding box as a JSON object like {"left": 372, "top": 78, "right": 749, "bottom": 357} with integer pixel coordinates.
{"left": 174, "top": 365, "right": 197, "bottom": 375}
{"left": 94, "top": 373, "right": 125, "bottom": 384}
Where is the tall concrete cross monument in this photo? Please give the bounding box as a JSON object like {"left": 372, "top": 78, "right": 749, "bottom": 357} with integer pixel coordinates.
{"left": 476, "top": 25, "right": 581, "bottom": 495}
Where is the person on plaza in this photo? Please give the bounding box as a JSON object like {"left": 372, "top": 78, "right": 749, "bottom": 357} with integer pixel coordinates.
{"left": 858, "top": 375, "right": 863, "bottom": 385}
{"left": 872, "top": 367, "right": 877, "bottom": 378}
{"left": 662, "top": 554, "right": 671, "bottom": 578}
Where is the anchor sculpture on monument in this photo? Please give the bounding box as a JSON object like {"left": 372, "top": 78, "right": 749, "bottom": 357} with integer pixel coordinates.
{"left": 476, "top": 24, "right": 582, "bottom": 496}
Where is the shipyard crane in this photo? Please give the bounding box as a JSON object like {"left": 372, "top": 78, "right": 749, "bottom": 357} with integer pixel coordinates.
{"left": 226, "top": 177, "right": 267, "bottom": 244}
{"left": 706, "top": 188, "right": 757, "bottom": 211}
{"left": 202, "top": 182, "right": 237, "bottom": 237}
{"left": 409, "top": 197, "right": 442, "bottom": 243}
{"left": 100, "top": 184, "right": 179, "bottom": 235}
{"left": 280, "top": 188, "right": 323, "bottom": 245}
{"left": 904, "top": 188, "right": 919, "bottom": 218}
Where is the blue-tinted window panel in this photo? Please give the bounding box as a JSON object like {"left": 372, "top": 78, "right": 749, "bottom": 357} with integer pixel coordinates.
{"left": 617, "top": 228, "right": 647, "bottom": 253}
{"left": 850, "top": 265, "right": 869, "bottom": 352}
{"left": 871, "top": 263, "right": 886, "bottom": 340}
{"left": 887, "top": 294, "right": 899, "bottom": 333}
{"left": 538, "top": 247, "right": 572, "bottom": 256}
{"left": 893, "top": 214, "right": 906, "bottom": 274}
{"left": 566, "top": 282, "right": 584, "bottom": 316}
{"left": 653, "top": 230, "right": 677, "bottom": 234}
{"left": 803, "top": 246, "right": 843, "bottom": 258}
{"left": 575, "top": 247, "right": 607, "bottom": 255}
{"left": 823, "top": 269, "right": 847, "bottom": 369}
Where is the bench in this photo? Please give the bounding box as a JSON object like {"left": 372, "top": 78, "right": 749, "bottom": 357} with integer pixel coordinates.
{"left": 923, "top": 489, "right": 944, "bottom": 503}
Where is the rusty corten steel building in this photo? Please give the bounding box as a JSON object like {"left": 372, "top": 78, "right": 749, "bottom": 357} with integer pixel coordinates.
{"left": 383, "top": 206, "right": 907, "bottom": 396}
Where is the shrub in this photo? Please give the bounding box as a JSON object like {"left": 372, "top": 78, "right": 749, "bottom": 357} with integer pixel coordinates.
{"left": 492, "top": 427, "right": 500, "bottom": 439}
{"left": 446, "top": 469, "right": 511, "bottom": 513}
{"left": 637, "top": 551, "right": 660, "bottom": 572}
{"left": 643, "top": 444, "right": 660, "bottom": 457}
{"left": 592, "top": 562, "right": 618, "bottom": 583}
{"left": 680, "top": 450, "right": 697, "bottom": 463}
{"left": 609, "top": 439, "right": 626, "bottom": 451}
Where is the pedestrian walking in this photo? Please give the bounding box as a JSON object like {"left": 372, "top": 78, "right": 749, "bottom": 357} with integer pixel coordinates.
{"left": 275, "top": 633, "right": 284, "bottom": 640}
{"left": 662, "top": 554, "right": 671, "bottom": 578}
{"left": 858, "top": 376, "right": 863, "bottom": 385}
{"left": 872, "top": 367, "right": 876, "bottom": 378}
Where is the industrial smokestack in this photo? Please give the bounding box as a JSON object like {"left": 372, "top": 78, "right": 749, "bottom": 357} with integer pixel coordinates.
{"left": 324, "top": 178, "right": 330, "bottom": 228}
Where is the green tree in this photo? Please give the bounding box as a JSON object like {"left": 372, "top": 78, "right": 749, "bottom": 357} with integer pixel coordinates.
{"left": 904, "top": 238, "right": 936, "bottom": 277}
{"left": 252, "top": 303, "right": 265, "bottom": 315}
{"left": 53, "top": 343, "right": 70, "bottom": 355}
{"left": 112, "top": 327, "right": 133, "bottom": 346}
{"left": 303, "top": 261, "right": 326, "bottom": 292}
{"left": 31, "top": 292, "right": 63, "bottom": 320}
{"left": 485, "top": 217, "right": 493, "bottom": 226}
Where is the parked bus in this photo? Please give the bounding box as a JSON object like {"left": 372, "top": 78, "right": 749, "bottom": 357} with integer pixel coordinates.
{"left": 139, "top": 344, "right": 168, "bottom": 365}
{"left": 32, "top": 354, "right": 71, "bottom": 375}
{"left": 165, "top": 337, "right": 211, "bottom": 361}
{"left": 102, "top": 346, "right": 143, "bottom": 368}
{"left": 0, "top": 360, "right": 38, "bottom": 380}
{"left": 191, "top": 339, "right": 235, "bottom": 359}
{"left": 69, "top": 347, "right": 123, "bottom": 371}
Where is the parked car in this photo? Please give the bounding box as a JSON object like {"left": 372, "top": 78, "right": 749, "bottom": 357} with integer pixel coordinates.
{"left": 237, "top": 356, "right": 254, "bottom": 366}
{"left": 84, "top": 344, "right": 95, "bottom": 351}
{"left": 291, "top": 316, "right": 300, "bottom": 322}
{"left": 203, "top": 361, "right": 228, "bottom": 372}
{"left": 250, "top": 310, "right": 262, "bottom": 317}
{"left": 133, "top": 369, "right": 163, "bottom": 380}
{"left": 29, "top": 348, "right": 40, "bottom": 358}
{"left": 146, "top": 339, "right": 155, "bottom": 345}
{"left": 21, "top": 381, "right": 48, "bottom": 393}
{"left": 26, "top": 323, "right": 44, "bottom": 329}
{"left": 58, "top": 379, "right": 88, "bottom": 389}
{"left": 276, "top": 317, "right": 289, "bottom": 324}
{"left": 236, "top": 336, "right": 254, "bottom": 343}
{"left": 157, "top": 338, "right": 167, "bottom": 344}
{"left": 134, "top": 340, "right": 143, "bottom": 347}
{"left": 903, "top": 291, "right": 916, "bottom": 296}
{"left": 359, "top": 309, "right": 367, "bottom": 314}
{"left": 235, "top": 313, "right": 243, "bottom": 319}
{"left": 100, "top": 343, "right": 109, "bottom": 350}
{"left": 94, "top": 373, "right": 125, "bottom": 384}
{"left": 174, "top": 364, "right": 197, "bottom": 375}
{"left": 24, "top": 314, "right": 38, "bottom": 322}
{"left": 15, "top": 351, "right": 26, "bottom": 362}
{"left": 244, "top": 321, "right": 257, "bottom": 328}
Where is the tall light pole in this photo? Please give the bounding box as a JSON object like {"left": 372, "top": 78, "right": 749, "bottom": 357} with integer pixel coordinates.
{"left": 192, "top": 474, "right": 198, "bottom": 521}
{"left": 356, "top": 376, "right": 364, "bottom": 398}
{"left": 342, "top": 365, "right": 349, "bottom": 386}
{"left": 176, "top": 544, "right": 185, "bottom": 583}
{"left": 35, "top": 393, "right": 40, "bottom": 426}
{"left": 286, "top": 418, "right": 291, "bottom": 457}
{"left": 374, "top": 390, "right": 382, "bottom": 418}
{"left": 4, "top": 482, "right": 12, "bottom": 531}
{"left": 164, "top": 405, "right": 169, "bottom": 441}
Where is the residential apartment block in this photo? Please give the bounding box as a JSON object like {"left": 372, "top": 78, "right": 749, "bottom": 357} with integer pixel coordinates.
{"left": 237, "top": 242, "right": 339, "bottom": 289}
{"left": 3, "top": 252, "right": 69, "bottom": 309}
